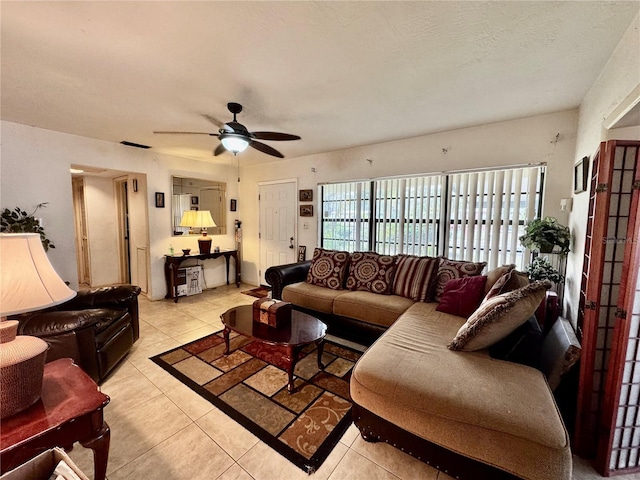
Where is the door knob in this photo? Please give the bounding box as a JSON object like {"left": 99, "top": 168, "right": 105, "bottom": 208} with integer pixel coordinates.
{"left": 289, "top": 237, "right": 294, "bottom": 249}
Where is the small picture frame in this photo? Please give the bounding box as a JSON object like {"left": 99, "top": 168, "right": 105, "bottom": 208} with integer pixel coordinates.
{"left": 230, "top": 199, "right": 237, "bottom": 212}
{"left": 300, "top": 205, "right": 313, "bottom": 217}
{"left": 191, "top": 196, "right": 199, "bottom": 205}
{"left": 297, "top": 246, "right": 307, "bottom": 262}
{"left": 155, "top": 192, "right": 165, "bottom": 208}
{"left": 299, "top": 189, "right": 313, "bottom": 202}
{"left": 190, "top": 206, "right": 198, "bottom": 211}
{"left": 574, "top": 156, "right": 589, "bottom": 194}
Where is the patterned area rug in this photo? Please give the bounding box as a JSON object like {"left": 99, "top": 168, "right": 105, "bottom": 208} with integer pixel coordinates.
{"left": 150, "top": 330, "right": 363, "bottom": 473}
{"left": 241, "top": 286, "right": 272, "bottom": 298}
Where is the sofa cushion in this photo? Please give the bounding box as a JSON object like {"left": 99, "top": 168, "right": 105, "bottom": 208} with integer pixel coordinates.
{"left": 436, "top": 275, "right": 487, "bottom": 318}
{"left": 433, "top": 258, "right": 486, "bottom": 301}
{"left": 346, "top": 251, "right": 397, "bottom": 294}
{"left": 484, "top": 268, "right": 529, "bottom": 301}
{"left": 350, "top": 302, "right": 571, "bottom": 480}
{"left": 392, "top": 254, "right": 439, "bottom": 302}
{"left": 484, "top": 264, "right": 516, "bottom": 295}
{"left": 333, "top": 291, "right": 414, "bottom": 328}
{"left": 282, "top": 282, "right": 346, "bottom": 314}
{"left": 305, "top": 248, "right": 350, "bottom": 290}
{"left": 449, "top": 280, "right": 551, "bottom": 351}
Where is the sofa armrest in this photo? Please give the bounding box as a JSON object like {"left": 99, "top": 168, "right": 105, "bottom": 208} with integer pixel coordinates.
{"left": 17, "top": 309, "right": 109, "bottom": 336}
{"left": 265, "top": 261, "right": 312, "bottom": 300}
{"left": 60, "top": 285, "right": 141, "bottom": 311}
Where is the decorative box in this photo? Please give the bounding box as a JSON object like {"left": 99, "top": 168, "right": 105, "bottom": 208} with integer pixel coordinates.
{"left": 252, "top": 297, "right": 292, "bottom": 328}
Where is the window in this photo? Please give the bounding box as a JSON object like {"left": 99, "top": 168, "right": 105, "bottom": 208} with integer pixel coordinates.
{"left": 320, "top": 165, "right": 543, "bottom": 270}
{"left": 320, "top": 181, "right": 370, "bottom": 252}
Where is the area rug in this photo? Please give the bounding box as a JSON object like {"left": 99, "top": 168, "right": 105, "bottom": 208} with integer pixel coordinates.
{"left": 150, "top": 330, "right": 363, "bottom": 473}
{"left": 241, "top": 285, "right": 272, "bottom": 298}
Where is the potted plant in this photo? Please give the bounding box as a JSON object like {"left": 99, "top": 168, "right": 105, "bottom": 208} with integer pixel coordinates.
{"left": 519, "top": 216, "right": 570, "bottom": 254}
{"left": 526, "top": 256, "right": 564, "bottom": 284}
{"left": 1, "top": 203, "right": 55, "bottom": 251}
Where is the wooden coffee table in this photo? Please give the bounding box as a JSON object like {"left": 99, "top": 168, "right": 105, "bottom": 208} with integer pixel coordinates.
{"left": 221, "top": 305, "right": 327, "bottom": 393}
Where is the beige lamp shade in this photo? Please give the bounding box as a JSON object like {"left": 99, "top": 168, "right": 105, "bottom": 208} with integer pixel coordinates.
{"left": 195, "top": 210, "right": 216, "bottom": 228}
{"left": 0, "top": 232, "right": 74, "bottom": 418}
{"left": 0, "top": 233, "right": 76, "bottom": 316}
{"left": 179, "top": 210, "right": 199, "bottom": 228}
{"left": 179, "top": 210, "right": 216, "bottom": 229}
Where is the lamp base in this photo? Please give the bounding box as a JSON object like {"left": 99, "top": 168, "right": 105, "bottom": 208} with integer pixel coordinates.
{"left": 0, "top": 320, "right": 48, "bottom": 419}
{"left": 198, "top": 236, "right": 212, "bottom": 255}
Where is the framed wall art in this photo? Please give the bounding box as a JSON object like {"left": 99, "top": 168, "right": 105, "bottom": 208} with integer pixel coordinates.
{"left": 191, "top": 196, "right": 199, "bottom": 205}
{"left": 155, "top": 192, "right": 165, "bottom": 208}
{"left": 299, "top": 189, "right": 313, "bottom": 202}
{"left": 574, "top": 156, "right": 589, "bottom": 194}
{"left": 300, "top": 205, "right": 313, "bottom": 217}
{"left": 230, "top": 199, "right": 237, "bottom": 211}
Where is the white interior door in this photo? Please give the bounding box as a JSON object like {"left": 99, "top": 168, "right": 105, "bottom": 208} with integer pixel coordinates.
{"left": 259, "top": 181, "right": 297, "bottom": 284}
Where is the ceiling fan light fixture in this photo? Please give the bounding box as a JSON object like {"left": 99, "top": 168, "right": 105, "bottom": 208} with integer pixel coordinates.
{"left": 220, "top": 134, "right": 249, "bottom": 154}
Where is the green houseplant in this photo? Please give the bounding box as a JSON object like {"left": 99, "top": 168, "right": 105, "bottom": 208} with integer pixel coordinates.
{"left": 1, "top": 203, "right": 56, "bottom": 251}
{"left": 519, "top": 216, "right": 570, "bottom": 254}
{"left": 526, "top": 256, "right": 564, "bottom": 284}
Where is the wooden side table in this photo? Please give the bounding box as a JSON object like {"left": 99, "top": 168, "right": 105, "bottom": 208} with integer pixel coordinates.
{"left": 164, "top": 250, "right": 241, "bottom": 302}
{"left": 0, "top": 358, "right": 110, "bottom": 480}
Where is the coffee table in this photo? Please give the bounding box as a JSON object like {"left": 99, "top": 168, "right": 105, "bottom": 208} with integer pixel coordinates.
{"left": 221, "top": 305, "right": 327, "bottom": 393}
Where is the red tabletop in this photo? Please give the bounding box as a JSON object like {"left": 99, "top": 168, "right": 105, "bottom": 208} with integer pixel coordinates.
{"left": 1, "top": 358, "right": 110, "bottom": 450}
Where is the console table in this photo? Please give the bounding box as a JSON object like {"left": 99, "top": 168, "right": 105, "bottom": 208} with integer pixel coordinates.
{"left": 0, "top": 358, "right": 110, "bottom": 480}
{"left": 164, "top": 250, "right": 241, "bottom": 302}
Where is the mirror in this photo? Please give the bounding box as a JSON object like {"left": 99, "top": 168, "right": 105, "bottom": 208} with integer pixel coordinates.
{"left": 172, "top": 176, "right": 227, "bottom": 236}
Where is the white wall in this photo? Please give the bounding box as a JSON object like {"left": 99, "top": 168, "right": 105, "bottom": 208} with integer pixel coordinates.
{"left": 83, "top": 176, "right": 120, "bottom": 286}
{"left": 565, "top": 13, "right": 640, "bottom": 326}
{"left": 0, "top": 121, "right": 239, "bottom": 300}
{"left": 240, "top": 110, "right": 579, "bottom": 285}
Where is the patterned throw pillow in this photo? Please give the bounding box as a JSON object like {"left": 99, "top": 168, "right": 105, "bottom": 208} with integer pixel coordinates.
{"left": 346, "top": 252, "right": 397, "bottom": 294}
{"left": 393, "top": 255, "right": 440, "bottom": 302}
{"left": 305, "top": 248, "right": 351, "bottom": 290}
{"left": 448, "top": 280, "right": 551, "bottom": 352}
{"left": 433, "top": 258, "right": 486, "bottom": 301}
{"left": 436, "top": 275, "right": 488, "bottom": 318}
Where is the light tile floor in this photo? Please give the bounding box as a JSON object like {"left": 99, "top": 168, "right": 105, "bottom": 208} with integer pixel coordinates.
{"left": 65, "top": 284, "right": 640, "bottom": 480}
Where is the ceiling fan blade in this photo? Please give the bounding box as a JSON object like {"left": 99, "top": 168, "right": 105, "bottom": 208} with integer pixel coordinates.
{"left": 202, "top": 114, "right": 224, "bottom": 128}
{"left": 153, "top": 131, "right": 215, "bottom": 135}
{"left": 249, "top": 140, "right": 284, "bottom": 158}
{"left": 213, "top": 143, "right": 226, "bottom": 156}
{"left": 251, "top": 132, "right": 301, "bottom": 141}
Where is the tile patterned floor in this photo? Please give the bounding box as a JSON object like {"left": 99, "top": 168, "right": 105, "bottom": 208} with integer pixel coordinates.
{"left": 65, "top": 284, "right": 640, "bottom": 480}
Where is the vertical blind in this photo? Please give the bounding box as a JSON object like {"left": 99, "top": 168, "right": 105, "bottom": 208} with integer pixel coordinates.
{"left": 320, "top": 165, "right": 543, "bottom": 270}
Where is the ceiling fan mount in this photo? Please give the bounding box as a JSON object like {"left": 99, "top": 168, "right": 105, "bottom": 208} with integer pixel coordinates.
{"left": 154, "top": 102, "right": 300, "bottom": 159}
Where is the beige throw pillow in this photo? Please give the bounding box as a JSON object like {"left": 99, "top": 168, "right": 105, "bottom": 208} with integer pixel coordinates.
{"left": 448, "top": 280, "right": 551, "bottom": 351}
{"left": 483, "top": 264, "right": 516, "bottom": 295}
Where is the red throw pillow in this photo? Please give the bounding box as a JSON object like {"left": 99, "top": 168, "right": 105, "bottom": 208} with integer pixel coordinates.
{"left": 436, "top": 275, "right": 488, "bottom": 318}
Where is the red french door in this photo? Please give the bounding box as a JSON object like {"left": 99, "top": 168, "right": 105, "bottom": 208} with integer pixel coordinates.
{"left": 574, "top": 140, "right": 640, "bottom": 475}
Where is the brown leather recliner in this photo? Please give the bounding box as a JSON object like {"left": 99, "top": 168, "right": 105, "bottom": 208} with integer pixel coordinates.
{"left": 14, "top": 285, "right": 141, "bottom": 384}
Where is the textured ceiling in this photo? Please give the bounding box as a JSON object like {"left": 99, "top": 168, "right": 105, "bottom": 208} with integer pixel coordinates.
{"left": 1, "top": 1, "right": 638, "bottom": 166}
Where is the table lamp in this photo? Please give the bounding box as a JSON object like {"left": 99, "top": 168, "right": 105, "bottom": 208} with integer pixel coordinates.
{"left": 0, "top": 233, "right": 76, "bottom": 418}
{"left": 179, "top": 210, "right": 217, "bottom": 254}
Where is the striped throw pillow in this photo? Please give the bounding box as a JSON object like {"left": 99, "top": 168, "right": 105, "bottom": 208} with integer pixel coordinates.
{"left": 392, "top": 255, "right": 440, "bottom": 302}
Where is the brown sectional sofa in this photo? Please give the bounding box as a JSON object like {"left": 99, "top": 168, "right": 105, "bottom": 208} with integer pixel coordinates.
{"left": 266, "top": 255, "right": 572, "bottom": 480}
